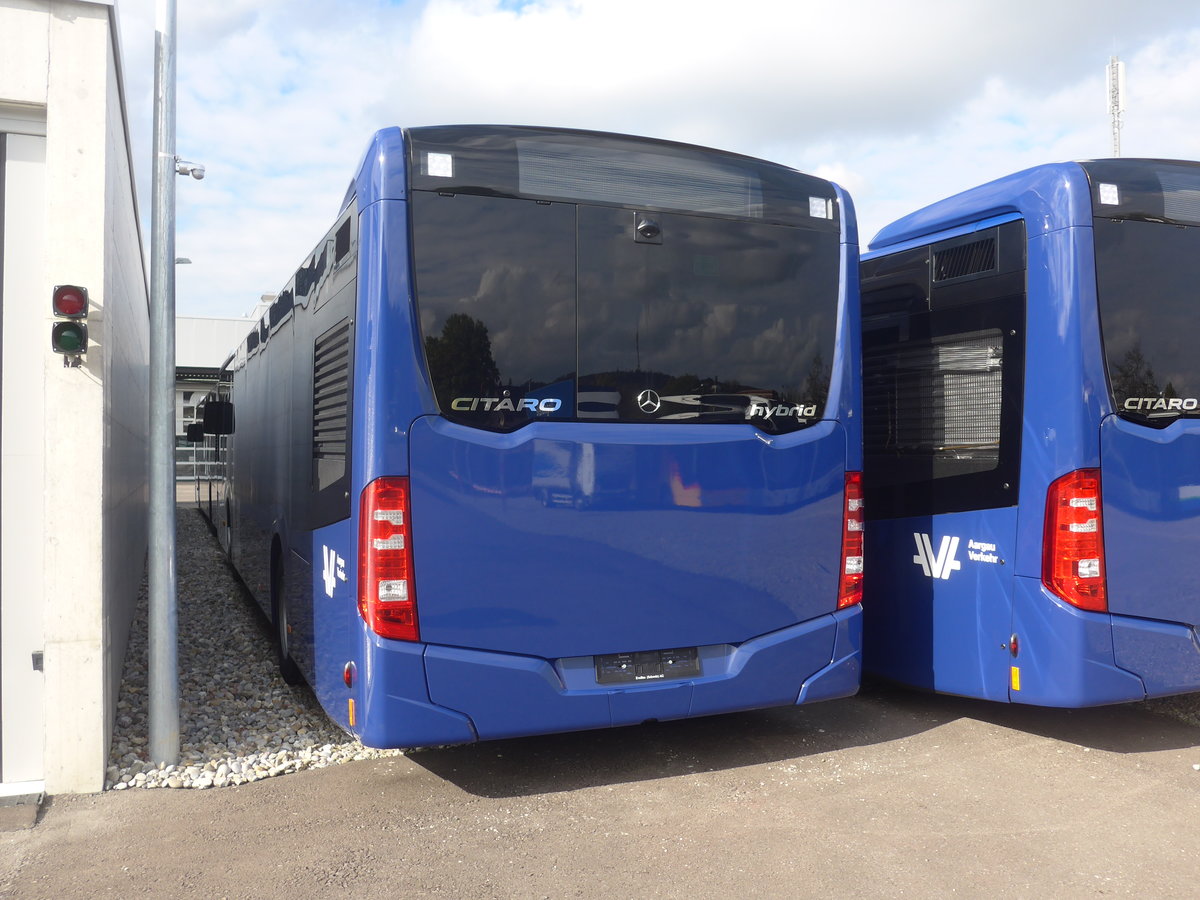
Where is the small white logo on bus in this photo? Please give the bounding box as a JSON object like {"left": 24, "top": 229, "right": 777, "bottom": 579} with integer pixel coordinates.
{"left": 450, "top": 397, "right": 562, "bottom": 413}
{"left": 966, "top": 539, "right": 1000, "bottom": 564}
{"left": 1123, "top": 397, "right": 1198, "bottom": 412}
{"left": 322, "top": 545, "right": 347, "bottom": 598}
{"left": 746, "top": 400, "right": 817, "bottom": 419}
{"left": 912, "top": 533, "right": 962, "bottom": 580}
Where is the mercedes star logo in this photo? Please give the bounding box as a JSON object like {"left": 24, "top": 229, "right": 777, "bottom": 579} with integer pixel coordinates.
{"left": 637, "top": 389, "right": 662, "bottom": 414}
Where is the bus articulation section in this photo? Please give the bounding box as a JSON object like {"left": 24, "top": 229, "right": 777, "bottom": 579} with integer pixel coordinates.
{"left": 861, "top": 158, "right": 1200, "bottom": 706}
{"left": 214, "top": 125, "right": 863, "bottom": 747}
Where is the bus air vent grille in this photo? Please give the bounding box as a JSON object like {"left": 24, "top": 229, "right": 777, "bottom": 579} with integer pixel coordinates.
{"left": 313, "top": 319, "right": 351, "bottom": 462}
{"left": 933, "top": 237, "right": 996, "bottom": 282}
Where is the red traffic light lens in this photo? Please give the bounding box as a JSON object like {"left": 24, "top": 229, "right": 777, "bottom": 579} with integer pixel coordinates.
{"left": 53, "top": 285, "right": 88, "bottom": 318}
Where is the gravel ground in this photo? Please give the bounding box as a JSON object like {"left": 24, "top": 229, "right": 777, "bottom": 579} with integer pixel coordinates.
{"left": 1145, "top": 691, "right": 1200, "bottom": 728}
{"left": 105, "top": 506, "right": 403, "bottom": 791}
{"left": 105, "top": 505, "right": 1200, "bottom": 791}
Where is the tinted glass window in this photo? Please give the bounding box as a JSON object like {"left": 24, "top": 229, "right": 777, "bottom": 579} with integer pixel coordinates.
{"left": 412, "top": 192, "right": 577, "bottom": 430}
{"left": 408, "top": 126, "right": 839, "bottom": 230}
{"left": 517, "top": 139, "right": 764, "bottom": 219}
{"left": 1095, "top": 218, "right": 1200, "bottom": 425}
{"left": 577, "top": 207, "right": 837, "bottom": 432}
{"left": 861, "top": 221, "right": 1026, "bottom": 519}
{"left": 1081, "top": 159, "right": 1200, "bottom": 226}
{"left": 413, "top": 194, "right": 839, "bottom": 433}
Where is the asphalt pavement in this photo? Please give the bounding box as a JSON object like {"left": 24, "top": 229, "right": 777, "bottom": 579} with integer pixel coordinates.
{"left": 4, "top": 681, "right": 1199, "bottom": 898}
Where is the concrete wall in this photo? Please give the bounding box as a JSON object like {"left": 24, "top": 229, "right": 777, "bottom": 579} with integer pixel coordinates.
{"left": 1, "top": 0, "right": 149, "bottom": 794}
{"left": 98, "top": 0, "right": 150, "bottom": 792}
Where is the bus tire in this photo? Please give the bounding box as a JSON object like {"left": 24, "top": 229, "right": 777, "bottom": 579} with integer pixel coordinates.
{"left": 271, "top": 551, "right": 303, "bottom": 686}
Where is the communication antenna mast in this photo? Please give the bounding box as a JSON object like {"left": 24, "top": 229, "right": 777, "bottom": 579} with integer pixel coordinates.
{"left": 1107, "top": 56, "right": 1125, "bottom": 157}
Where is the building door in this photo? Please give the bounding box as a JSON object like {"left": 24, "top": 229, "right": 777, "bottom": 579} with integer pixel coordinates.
{"left": 1, "top": 129, "right": 48, "bottom": 789}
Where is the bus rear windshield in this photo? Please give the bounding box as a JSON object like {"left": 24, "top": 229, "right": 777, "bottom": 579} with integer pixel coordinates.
{"left": 1083, "top": 160, "right": 1200, "bottom": 425}
{"left": 1094, "top": 217, "right": 1200, "bottom": 425}
{"left": 412, "top": 192, "right": 839, "bottom": 434}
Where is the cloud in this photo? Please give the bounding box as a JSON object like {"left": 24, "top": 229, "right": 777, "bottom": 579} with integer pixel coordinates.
{"left": 113, "top": 0, "right": 1200, "bottom": 316}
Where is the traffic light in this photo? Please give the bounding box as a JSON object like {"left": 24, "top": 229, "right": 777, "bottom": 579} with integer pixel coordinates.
{"left": 51, "top": 284, "right": 88, "bottom": 366}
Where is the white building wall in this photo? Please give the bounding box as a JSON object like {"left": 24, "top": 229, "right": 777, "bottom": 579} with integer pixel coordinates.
{"left": 177, "top": 316, "right": 252, "bottom": 369}
{"left": 1, "top": 0, "right": 149, "bottom": 794}
{"left": 1, "top": 131, "right": 48, "bottom": 788}
{"left": 0, "top": 2, "right": 49, "bottom": 106}
{"left": 0, "top": 0, "right": 53, "bottom": 796}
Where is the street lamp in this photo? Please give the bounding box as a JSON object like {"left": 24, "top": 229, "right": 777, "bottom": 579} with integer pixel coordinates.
{"left": 175, "top": 159, "right": 205, "bottom": 180}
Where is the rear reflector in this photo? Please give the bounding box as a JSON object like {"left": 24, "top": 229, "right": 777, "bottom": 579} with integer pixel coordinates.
{"left": 838, "top": 472, "right": 864, "bottom": 609}
{"left": 358, "top": 477, "right": 420, "bottom": 641}
{"left": 1042, "top": 468, "right": 1107, "bottom": 612}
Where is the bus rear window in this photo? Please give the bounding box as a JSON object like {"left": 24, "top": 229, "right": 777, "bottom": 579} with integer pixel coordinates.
{"left": 516, "top": 139, "right": 763, "bottom": 219}
{"left": 413, "top": 192, "right": 577, "bottom": 432}
{"left": 408, "top": 125, "right": 839, "bottom": 229}
{"left": 412, "top": 193, "right": 839, "bottom": 433}
{"left": 576, "top": 207, "right": 837, "bottom": 431}
{"left": 1094, "top": 217, "right": 1200, "bottom": 425}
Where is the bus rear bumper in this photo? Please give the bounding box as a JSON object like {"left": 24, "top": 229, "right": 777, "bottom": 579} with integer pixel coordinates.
{"left": 1111, "top": 615, "right": 1200, "bottom": 700}
{"left": 1009, "top": 576, "right": 1200, "bottom": 706}
{"left": 797, "top": 605, "right": 862, "bottom": 704}
{"left": 354, "top": 640, "right": 479, "bottom": 749}
{"left": 359, "top": 607, "right": 861, "bottom": 747}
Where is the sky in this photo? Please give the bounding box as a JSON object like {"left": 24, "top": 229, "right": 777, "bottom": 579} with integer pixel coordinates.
{"left": 112, "top": 0, "right": 1200, "bottom": 320}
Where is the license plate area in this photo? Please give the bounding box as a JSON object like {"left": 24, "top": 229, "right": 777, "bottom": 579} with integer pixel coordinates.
{"left": 595, "top": 647, "right": 701, "bottom": 685}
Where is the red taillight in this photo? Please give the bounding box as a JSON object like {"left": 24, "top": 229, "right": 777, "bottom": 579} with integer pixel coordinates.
{"left": 1042, "top": 468, "right": 1107, "bottom": 612}
{"left": 838, "top": 471, "right": 864, "bottom": 609}
{"left": 358, "top": 477, "right": 419, "bottom": 641}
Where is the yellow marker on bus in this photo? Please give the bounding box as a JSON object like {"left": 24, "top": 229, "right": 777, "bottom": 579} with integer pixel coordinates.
{"left": 348, "top": 698, "right": 356, "bottom": 727}
{"left": 1010, "top": 666, "right": 1021, "bottom": 692}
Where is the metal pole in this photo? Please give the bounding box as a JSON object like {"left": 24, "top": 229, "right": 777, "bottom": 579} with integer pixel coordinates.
{"left": 1107, "top": 56, "right": 1125, "bottom": 158}
{"left": 149, "top": 0, "right": 179, "bottom": 764}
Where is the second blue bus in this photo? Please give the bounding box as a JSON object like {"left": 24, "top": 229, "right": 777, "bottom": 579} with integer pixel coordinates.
{"left": 861, "top": 158, "right": 1200, "bottom": 706}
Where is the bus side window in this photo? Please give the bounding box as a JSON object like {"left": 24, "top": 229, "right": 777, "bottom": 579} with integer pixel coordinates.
{"left": 863, "top": 220, "right": 1026, "bottom": 520}
{"left": 335, "top": 218, "right": 351, "bottom": 263}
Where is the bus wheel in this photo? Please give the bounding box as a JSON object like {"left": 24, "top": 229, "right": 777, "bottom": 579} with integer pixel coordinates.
{"left": 272, "top": 554, "right": 303, "bottom": 686}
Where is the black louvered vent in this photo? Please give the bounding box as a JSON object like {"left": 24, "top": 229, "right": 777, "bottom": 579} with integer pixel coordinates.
{"left": 933, "top": 237, "right": 996, "bottom": 282}
{"left": 313, "top": 320, "right": 350, "bottom": 476}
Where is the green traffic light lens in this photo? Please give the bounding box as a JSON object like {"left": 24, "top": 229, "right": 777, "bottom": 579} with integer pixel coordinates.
{"left": 52, "top": 322, "right": 87, "bottom": 354}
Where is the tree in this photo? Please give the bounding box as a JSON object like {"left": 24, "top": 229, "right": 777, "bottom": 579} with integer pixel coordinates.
{"left": 424, "top": 313, "right": 501, "bottom": 398}
{"left": 1110, "top": 343, "right": 1160, "bottom": 402}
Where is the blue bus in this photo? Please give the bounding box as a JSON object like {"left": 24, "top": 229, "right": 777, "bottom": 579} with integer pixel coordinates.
{"left": 207, "top": 125, "right": 864, "bottom": 747}
{"left": 861, "top": 158, "right": 1200, "bottom": 706}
